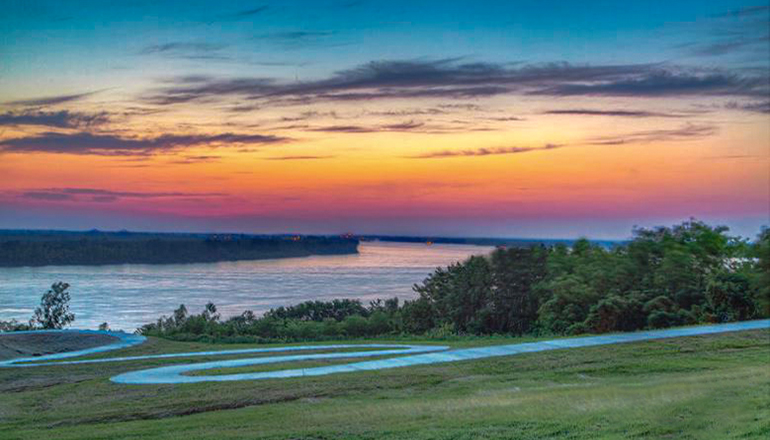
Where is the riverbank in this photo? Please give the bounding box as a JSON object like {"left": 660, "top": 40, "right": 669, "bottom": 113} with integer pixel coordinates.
{"left": 0, "top": 230, "right": 359, "bottom": 267}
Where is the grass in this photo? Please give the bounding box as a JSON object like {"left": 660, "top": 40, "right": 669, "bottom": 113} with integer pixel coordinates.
{"left": 185, "top": 353, "right": 406, "bottom": 376}
{"left": 0, "top": 328, "right": 768, "bottom": 439}
{"left": 0, "top": 332, "right": 119, "bottom": 361}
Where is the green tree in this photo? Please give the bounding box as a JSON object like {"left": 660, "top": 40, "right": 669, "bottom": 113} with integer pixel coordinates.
{"left": 753, "top": 228, "right": 770, "bottom": 317}
{"left": 31, "top": 282, "right": 75, "bottom": 329}
{"left": 537, "top": 275, "right": 599, "bottom": 334}
{"left": 488, "top": 246, "right": 548, "bottom": 334}
{"left": 706, "top": 272, "right": 757, "bottom": 322}
{"left": 584, "top": 294, "right": 645, "bottom": 333}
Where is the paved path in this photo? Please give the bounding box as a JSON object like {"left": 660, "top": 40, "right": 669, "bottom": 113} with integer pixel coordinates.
{"left": 2, "top": 320, "right": 768, "bottom": 385}
{"left": 0, "top": 329, "right": 146, "bottom": 367}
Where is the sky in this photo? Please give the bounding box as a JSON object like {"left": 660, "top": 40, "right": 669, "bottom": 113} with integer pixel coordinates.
{"left": 0, "top": 1, "right": 768, "bottom": 239}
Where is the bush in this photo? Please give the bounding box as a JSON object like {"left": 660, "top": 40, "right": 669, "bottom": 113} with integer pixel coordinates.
{"left": 584, "top": 295, "right": 645, "bottom": 333}
{"left": 341, "top": 315, "right": 369, "bottom": 337}
{"left": 706, "top": 272, "right": 757, "bottom": 322}
{"left": 0, "top": 319, "right": 32, "bottom": 332}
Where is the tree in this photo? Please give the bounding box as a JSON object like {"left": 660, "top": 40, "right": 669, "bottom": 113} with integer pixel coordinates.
{"left": 202, "top": 302, "right": 219, "bottom": 322}
{"left": 537, "top": 275, "right": 600, "bottom": 334}
{"left": 753, "top": 228, "right": 770, "bottom": 317}
{"left": 31, "top": 282, "right": 75, "bottom": 329}
{"left": 173, "top": 304, "right": 188, "bottom": 326}
{"left": 488, "top": 246, "right": 548, "bottom": 334}
{"left": 706, "top": 272, "right": 757, "bottom": 322}
{"left": 584, "top": 294, "right": 645, "bottom": 333}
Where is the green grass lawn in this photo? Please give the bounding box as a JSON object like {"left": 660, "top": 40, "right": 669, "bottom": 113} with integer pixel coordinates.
{"left": 1, "top": 329, "right": 768, "bottom": 439}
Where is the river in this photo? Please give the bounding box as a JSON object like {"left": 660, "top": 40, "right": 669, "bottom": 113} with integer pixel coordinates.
{"left": 0, "top": 241, "right": 492, "bottom": 331}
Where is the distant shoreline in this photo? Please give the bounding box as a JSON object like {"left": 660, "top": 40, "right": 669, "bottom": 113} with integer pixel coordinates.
{"left": 0, "top": 228, "right": 626, "bottom": 268}
{"left": 0, "top": 230, "right": 359, "bottom": 268}
{"left": 361, "top": 235, "right": 623, "bottom": 248}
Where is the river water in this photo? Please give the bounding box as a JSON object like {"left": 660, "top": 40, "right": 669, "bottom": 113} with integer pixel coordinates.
{"left": 0, "top": 241, "right": 492, "bottom": 331}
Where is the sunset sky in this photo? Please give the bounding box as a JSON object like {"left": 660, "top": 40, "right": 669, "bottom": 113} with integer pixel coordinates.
{"left": 0, "top": 1, "right": 768, "bottom": 239}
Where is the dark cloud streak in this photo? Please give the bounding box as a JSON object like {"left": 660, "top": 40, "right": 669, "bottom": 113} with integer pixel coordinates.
{"left": 0, "top": 132, "right": 287, "bottom": 155}
{"left": 16, "top": 187, "right": 227, "bottom": 203}
{"left": 409, "top": 144, "right": 563, "bottom": 159}
{"left": 5, "top": 91, "right": 100, "bottom": 107}
{"left": 531, "top": 71, "right": 766, "bottom": 97}
{"left": 542, "top": 109, "right": 687, "bottom": 118}
{"left": 144, "top": 59, "right": 769, "bottom": 108}
{"left": 0, "top": 110, "right": 109, "bottom": 128}
{"left": 141, "top": 42, "right": 227, "bottom": 55}
{"left": 588, "top": 123, "right": 718, "bottom": 145}
{"left": 264, "top": 155, "right": 335, "bottom": 161}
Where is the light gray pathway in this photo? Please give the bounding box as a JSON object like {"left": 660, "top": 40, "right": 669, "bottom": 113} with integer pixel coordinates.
{"left": 3, "top": 320, "right": 769, "bottom": 385}
{"left": 0, "top": 329, "right": 146, "bottom": 367}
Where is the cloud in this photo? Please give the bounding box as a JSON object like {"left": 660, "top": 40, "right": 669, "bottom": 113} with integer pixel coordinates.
{"left": 252, "top": 31, "right": 341, "bottom": 50}
{"left": 409, "top": 143, "right": 563, "bottom": 159}
{"left": 409, "top": 122, "right": 718, "bottom": 159}
{"left": 365, "top": 108, "right": 446, "bottom": 117}
{"left": 690, "top": 36, "right": 769, "bottom": 57}
{"left": 231, "top": 6, "right": 269, "bottom": 17}
{"left": 208, "top": 5, "right": 269, "bottom": 22}
{"left": 21, "top": 191, "right": 74, "bottom": 201}
{"left": 308, "top": 125, "right": 374, "bottom": 133}
{"left": 679, "top": 5, "right": 769, "bottom": 58}
{"left": 0, "top": 132, "right": 288, "bottom": 155}
{"left": 531, "top": 70, "right": 766, "bottom": 97}
{"left": 141, "top": 42, "right": 227, "bottom": 55}
{"left": 382, "top": 121, "right": 425, "bottom": 131}
{"left": 144, "top": 59, "right": 769, "bottom": 107}
{"left": 588, "top": 123, "right": 718, "bottom": 145}
{"left": 308, "top": 121, "right": 428, "bottom": 133}
{"left": 542, "top": 109, "right": 686, "bottom": 118}
{"left": 5, "top": 91, "right": 100, "bottom": 107}
{"left": 713, "top": 5, "right": 769, "bottom": 18}
{"left": 0, "top": 110, "right": 109, "bottom": 128}
{"left": 280, "top": 110, "right": 339, "bottom": 121}
{"left": 725, "top": 100, "right": 770, "bottom": 113}
{"left": 53, "top": 188, "right": 225, "bottom": 198}
{"left": 305, "top": 120, "right": 483, "bottom": 134}
{"left": 483, "top": 116, "right": 525, "bottom": 121}
{"left": 166, "top": 155, "right": 222, "bottom": 165}
{"left": 264, "top": 155, "right": 335, "bottom": 161}
{"left": 16, "top": 187, "right": 226, "bottom": 203}
{"left": 140, "top": 42, "right": 233, "bottom": 62}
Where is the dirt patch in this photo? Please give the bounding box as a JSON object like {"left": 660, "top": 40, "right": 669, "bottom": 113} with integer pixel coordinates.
{"left": 0, "top": 332, "right": 119, "bottom": 361}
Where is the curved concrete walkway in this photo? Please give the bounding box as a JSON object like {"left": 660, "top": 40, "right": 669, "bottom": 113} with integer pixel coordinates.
{"left": 0, "top": 329, "right": 146, "bottom": 367}
{"left": 3, "top": 320, "right": 769, "bottom": 385}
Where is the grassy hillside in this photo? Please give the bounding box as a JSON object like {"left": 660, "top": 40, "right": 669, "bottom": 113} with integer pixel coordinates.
{"left": 0, "top": 328, "right": 767, "bottom": 439}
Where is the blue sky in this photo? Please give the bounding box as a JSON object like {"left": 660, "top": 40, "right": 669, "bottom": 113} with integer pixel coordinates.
{"left": 0, "top": 1, "right": 767, "bottom": 238}
{"left": 3, "top": 0, "right": 764, "bottom": 88}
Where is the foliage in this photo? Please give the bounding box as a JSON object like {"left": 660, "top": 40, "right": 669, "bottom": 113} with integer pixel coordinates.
{"left": 31, "top": 282, "right": 75, "bottom": 329}
{"left": 140, "top": 220, "right": 768, "bottom": 343}
{"left": 0, "top": 319, "right": 32, "bottom": 332}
